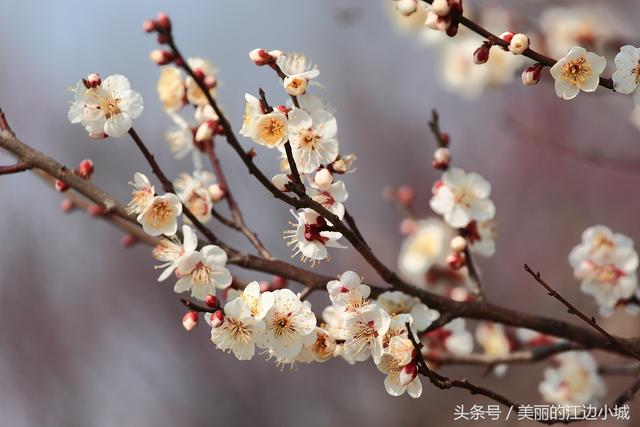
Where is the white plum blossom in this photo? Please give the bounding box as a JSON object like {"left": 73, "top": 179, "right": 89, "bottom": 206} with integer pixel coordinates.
{"left": 153, "top": 224, "right": 198, "bottom": 281}
{"left": 430, "top": 167, "right": 496, "bottom": 228}
{"left": 377, "top": 335, "right": 422, "bottom": 398}
{"left": 185, "top": 57, "right": 217, "bottom": 105}
{"left": 174, "top": 244, "right": 232, "bottom": 300}
{"left": 475, "top": 322, "right": 511, "bottom": 376}
{"left": 164, "top": 113, "right": 197, "bottom": 163}
{"left": 398, "top": 218, "right": 455, "bottom": 285}
{"left": 239, "top": 93, "right": 263, "bottom": 138}
{"left": 127, "top": 172, "right": 155, "bottom": 215}
{"left": 157, "top": 66, "right": 185, "bottom": 112}
{"left": 288, "top": 108, "right": 339, "bottom": 174}
{"left": 569, "top": 226, "right": 639, "bottom": 315}
{"left": 283, "top": 209, "right": 345, "bottom": 265}
{"left": 276, "top": 53, "right": 320, "bottom": 96}
{"left": 249, "top": 111, "right": 289, "bottom": 149}
{"left": 68, "top": 74, "right": 143, "bottom": 138}
{"left": 550, "top": 47, "right": 606, "bottom": 100}
{"left": 211, "top": 298, "right": 265, "bottom": 360}
{"left": 342, "top": 305, "right": 391, "bottom": 364}
{"left": 173, "top": 170, "right": 217, "bottom": 224}
{"left": 377, "top": 291, "right": 440, "bottom": 331}
{"left": 226, "top": 281, "right": 274, "bottom": 320}
{"left": 261, "top": 289, "right": 317, "bottom": 360}
{"left": 308, "top": 169, "right": 348, "bottom": 219}
{"left": 467, "top": 220, "right": 496, "bottom": 257}
{"left": 137, "top": 193, "right": 182, "bottom": 237}
{"left": 539, "top": 352, "right": 606, "bottom": 407}
{"left": 612, "top": 45, "right": 640, "bottom": 99}
{"left": 295, "top": 327, "right": 337, "bottom": 363}
{"left": 422, "top": 318, "right": 473, "bottom": 356}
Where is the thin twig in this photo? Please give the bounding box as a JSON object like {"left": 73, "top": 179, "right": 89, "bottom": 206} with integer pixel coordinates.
{"left": 0, "top": 160, "right": 31, "bottom": 175}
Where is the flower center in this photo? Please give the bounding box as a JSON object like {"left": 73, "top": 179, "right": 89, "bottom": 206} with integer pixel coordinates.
{"left": 561, "top": 56, "right": 592, "bottom": 87}
{"left": 227, "top": 318, "right": 251, "bottom": 343}
{"left": 97, "top": 95, "right": 121, "bottom": 119}
{"left": 272, "top": 313, "right": 296, "bottom": 338}
{"left": 148, "top": 201, "right": 173, "bottom": 227}
{"left": 259, "top": 117, "right": 286, "bottom": 147}
{"left": 191, "top": 262, "right": 214, "bottom": 285}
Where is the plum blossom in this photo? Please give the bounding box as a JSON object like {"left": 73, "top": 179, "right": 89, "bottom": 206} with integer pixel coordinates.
{"left": 173, "top": 170, "right": 218, "bottom": 224}
{"left": 466, "top": 220, "right": 496, "bottom": 257}
{"left": 185, "top": 57, "right": 217, "bottom": 105}
{"left": 283, "top": 209, "right": 345, "bottom": 265}
{"left": 422, "top": 318, "right": 473, "bottom": 356}
{"left": 260, "top": 289, "right": 317, "bottom": 359}
{"left": 430, "top": 167, "right": 496, "bottom": 228}
{"left": 475, "top": 322, "right": 512, "bottom": 376}
{"left": 539, "top": 352, "right": 606, "bottom": 407}
{"left": 308, "top": 169, "right": 348, "bottom": 219}
{"left": 157, "top": 67, "right": 185, "bottom": 112}
{"left": 377, "top": 291, "right": 439, "bottom": 331}
{"left": 68, "top": 74, "right": 143, "bottom": 138}
{"left": 327, "top": 270, "right": 372, "bottom": 315}
{"left": 137, "top": 193, "right": 182, "bottom": 237}
{"left": 287, "top": 108, "right": 339, "bottom": 174}
{"left": 226, "top": 281, "right": 274, "bottom": 320}
{"left": 612, "top": 45, "right": 640, "bottom": 99}
{"left": 377, "top": 335, "right": 422, "bottom": 398}
{"left": 550, "top": 47, "right": 606, "bottom": 100}
{"left": 211, "top": 298, "right": 265, "bottom": 361}
{"left": 164, "top": 113, "right": 197, "bottom": 163}
{"left": 569, "top": 226, "right": 638, "bottom": 315}
{"left": 276, "top": 53, "right": 319, "bottom": 96}
{"left": 295, "top": 327, "right": 337, "bottom": 363}
{"left": 342, "top": 305, "right": 391, "bottom": 364}
{"left": 174, "top": 244, "right": 232, "bottom": 300}
{"left": 126, "top": 172, "right": 155, "bottom": 215}
{"left": 153, "top": 224, "right": 198, "bottom": 281}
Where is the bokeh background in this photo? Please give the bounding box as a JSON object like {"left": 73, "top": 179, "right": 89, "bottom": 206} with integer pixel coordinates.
{"left": 1, "top": 0, "right": 640, "bottom": 425}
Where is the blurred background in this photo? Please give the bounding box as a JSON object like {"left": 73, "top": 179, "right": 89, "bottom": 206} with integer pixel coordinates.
{"left": 1, "top": 0, "right": 640, "bottom": 425}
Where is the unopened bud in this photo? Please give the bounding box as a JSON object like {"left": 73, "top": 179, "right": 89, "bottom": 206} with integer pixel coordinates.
{"left": 447, "top": 251, "right": 466, "bottom": 270}
{"left": 209, "top": 310, "right": 224, "bottom": 328}
{"left": 156, "top": 12, "right": 172, "bottom": 31}
{"left": 522, "top": 64, "right": 543, "bottom": 86}
{"left": 473, "top": 43, "right": 491, "bottom": 65}
{"left": 195, "top": 121, "right": 215, "bottom": 142}
{"left": 205, "top": 294, "right": 220, "bottom": 308}
{"left": 121, "top": 234, "right": 136, "bottom": 248}
{"left": 399, "top": 362, "right": 418, "bottom": 386}
{"left": 182, "top": 311, "right": 198, "bottom": 331}
{"left": 157, "top": 32, "right": 170, "bottom": 44}
{"left": 440, "top": 132, "right": 450, "bottom": 146}
{"left": 77, "top": 159, "right": 94, "bottom": 179}
{"left": 396, "top": 185, "right": 415, "bottom": 206}
{"left": 149, "top": 49, "right": 174, "bottom": 65}
{"left": 500, "top": 31, "right": 514, "bottom": 44}
{"left": 84, "top": 73, "right": 101, "bottom": 88}
{"left": 268, "top": 50, "right": 285, "bottom": 59}
{"left": 193, "top": 68, "right": 205, "bottom": 81}
{"left": 87, "top": 204, "right": 105, "bottom": 217}
{"left": 450, "top": 236, "right": 467, "bottom": 252}
{"left": 208, "top": 183, "right": 226, "bottom": 202}
{"left": 314, "top": 168, "right": 333, "bottom": 188}
{"left": 274, "top": 105, "right": 291, "bottom": 114}
{"left": 509, "top": 33, "right": 529, "bottom": 55}
{"left": 89, "top": 132, "right": 107, "bottom": 140}
{"left": 432, "top": 147, "right": 450, "bottom": 170}
{"left": 61, "top": 198, "right": 75, "bottom": 213}
{"left": 54, "top": 179, "right": 69, "bottom": 192}
{"left": 249, "top": 48, "right": 275, "bottom": 66}
{"left": 203, "top": 74, "right": 217, "bottom": 89}
{"left": 396, "top": 0, "right": 418, "bottom": 16}
{"left": 143, "top": 19, "right": 156, "bottom": 33}
{"left": 432, "top": 0, "right": 450, "bottom": 16}
{"left": 272, "top": 276, "right": 286, "bottom": 289}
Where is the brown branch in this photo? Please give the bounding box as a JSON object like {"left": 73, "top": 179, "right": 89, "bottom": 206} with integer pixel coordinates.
{"left": 181, "top": 298, "right": 220, "bottom": 313}
{"left": 421, "top": 1, "right": 614, "bottom": 91}
{"left": 0, "top": 160, "right": 31, "bottom": 175}
{"left": 524, "top": 264, "right": 640, "bottom": 361}
{"left": 612, "top": 375, "right": 640, "bottom": 408}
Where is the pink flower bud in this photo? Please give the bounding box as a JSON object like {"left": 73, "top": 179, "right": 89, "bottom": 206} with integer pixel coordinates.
{"left": 121, "top": 234, "right": 136, "bottom": 248}
{"left": 77, "top": 159, "right": 94, "bottom": 179}
{"left": 182, "top": 311, "right": 198, "bottom": 331}
{"left": 314, "top": 168, "right": 333, "bottom": 188}
{"left": 143, "top": 20, "right": 156, "bottom": 33}
{"left": 205, "top": 294, "right": 220, "bottom": 308}
{"left": 203, "top": 75, "right": 217, "bottom": 89}
{"left": 61, "top": 198, "right": 75, "bottom": 213}
{"left": 433, "top": 147, "right": 450, "bottom": 170}
{"left": 450, "top": 236, "right": 467, "bottom": 252}
{"left": 209, "top": 310, "right": 224, "bottom": 328}
{"left": 272, "top": 276, "right": 286, "bottom": 289}
{"left": 473, "top": 43, "right": 491, "bottom": 65}
{"left": 54, "top": 179, "right": 69, "bottom": 192}
{"left": 149, "top": 49, "right": 174, "bottom": 65}
{"left": 440, "top": 132, "right": 450, "bottom": 146}
{"left": 500, "top": 31, "right": 514, "bottom": 43}
{"left": 89, "top": 132, "right": 107, "bottom": 140}
{"left": 447, "top": 251, "right": 466, "bottom": 270}
{"left": 84, "top": 73, "right": 101, "bottom": 88}
{"left": 399, "top": 362, "right": 418, "bottom": 387}
{"left": 157, "top": 32, "right": 170, "bottom": 44}
{"left": 156, "top": 12, "right": 172, "bottom": 31}
{"left": 249, "top": 48, "right": 275, "bottom": 66}
{"left": 432, "top": 0, "right": 450, "bottom": 16}
{"left": 208, "top": 183, "right": 226, "bottom": 202}
{"left": 193, "top": 68, "right": 205, "bottom": 81}
{"left": 195, "top": 121, "right": 215, "bottom": 142}
{"left": 509, "top": 33, "right": 529, "bottom": 55}
{"left": 522, "top": 64, "right": 543, "bottom": 86}
{"left": 274, "top": 105, "right": 291, "bottom": 114}
{"left": 396, "top": 185, "right": 415, "bottom": 206}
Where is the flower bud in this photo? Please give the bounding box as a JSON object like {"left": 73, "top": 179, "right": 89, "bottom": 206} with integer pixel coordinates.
{"left": 283, "top": 76, "right": 308, "bottom": 96}
{"left": 399, "top": 362, "right": 418, "bottom": 386}
{"left": 149, "top": 49, "right": 174, "bottom": 65}
{"left": 209, "top": 310, "right": 224, "bottom": 328}
{"left": 450, "top": 236, "right": 467, "bottom": 252}
{"left": 84, "top": 73, "right": 101, "bottom": 88}
{"left": 87, "top": 204, "right": 105, "bottom": 217}
{"left": 432, "top": 147, "right": 450, "bottom": 170}
{"left": 193, "top": 68, "right": 206, "bottom": 81}
{"left": 509, "top": 33, "right": 529, "bottom": 55}
{"left": 208, "top": 183, "right": 226, "bottom": 202}
{"left": 500, "top": 31, "right": 514, "bottom": 44}
{"left": 203, "top": 74, "right": 217, "bottom": 89}
{"left": 54, "top": 179, "right": 69, "bottom": 192}
{"left": 249, "top": 48, "right": 275, "bottom": 66}
{"left": 61, "top": 198, "right": 75, "bottom": 213}
{"left": 143, "top": 19, "right": 156, "bottom": 33}
{"left": 274, "top": 105, "right": 291, "bottom": 114}
{"left": 88, "top": 132, "right": 107, "bottom": 140}
{"left": 268, "top": 50, "right": 285, "bottom": 59}
{"left": 314, "top": 168, "right": 333, "bottom": 188}
{"left": 195, "top": 120, "right": 216, "bottom": 142}
{"left": 272, "top": 276, "right": 286, "bottom": 289}
{"left": 431, "top": 0, "right": 450, "bottom": 16}
{"left": 473, "top": 43, "right": 491, "bottom": 65}
{"left": 272, "top": 174, "right": 291, "bottom": 192}
{"left": 157, "top": 32, "right": 170, "bottom": 45}
{"left": 447, "top": 251, "right": 466, "bottom": 270}
{"left": 424, "top": 11, "right": 440, "bottom": 30}
{"left": 77, "top": 159, "right": 94, "bottom": 179}
{"left": 396, "top": 185, "right": 415, "bottom": 206}
{"left": 440, "top": 132, "right": 450, "bottom": 146}
{"left": 182, "top": 311, "right": 198, "bottom": 331}
{"left": 121, "top": 234, "right": 136, "bottom": 248}
{"left": 396, "top": 0, "right": 418, "bottom": 16}
{"left": 522, "top": 64, "right": 543, "bottom": 86}
{"left": 205, "top": 294, "right": 220, "bottom": 308}
{"left": 156, "top": 12, "right": 172, "bottom": 31}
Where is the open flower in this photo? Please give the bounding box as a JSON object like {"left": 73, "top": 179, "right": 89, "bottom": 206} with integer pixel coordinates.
{"left": 248, "top": 111, "right": 289, "bottom": 149}
{"left": 550, "top": 47, "right": 606, "bottom": 100}
{"left": 276, "top": 53, "right": 319, "bottom": 96}
{"left": 137, "top": 193, "right": 182, "bottom": 237}
{"left": 295, "top": 327, "right": 337, "bottom": 363}
{"left": 127, "top": 172, "right": 155, "bottom": 215}
{"left": 377, "top": 335, "right": 422, "bottom": 398}
{"left": 430, "top": 167, "right": 495, "bottom": 228}
{"left": 185, "top": 57, "right": 217, "bottom": 105}
{"left": 173, "top": 170, "right": 217, "bottom": 224}
{"left": 261, "top": 289, "right": 317, "bottom": 359}
{"left": 165, "top": 113, "right": 197, "bottom": 163}
{"left": 211, "top": 298, "right": 265, "bottom": 361}
{"left": 68, "top": 74, "right": 143, "bottom": 138}
{"left": 157, "top": 67, "right": 185, "bottom": 112}
{"left": 342, "top": 305, "right": 391, "bottom": 364}
{"left": 466, "top": 220, "right": 496, "bottom": 257}
{"left": 613, "top": 45, "right": 640, "bottom": 99}
{"left": 174, "top": 245, "right": 232, "bottom": 300}
{"left": 239, "top": 93, "right": 263, "bottom": 138}
{"left": 308, "top": 170, "right": 348, "bottom": 219}
{"left": 153, "top": 224, "right": 198, "bottom": 281}
{"left": 475, "top": 322, "right": 511, "bottom": 376}
{"left": 422, "top": 318, "right": 473, "bottom": 356}
{"left": 377, "top": 291, "right": 439, "bottom": 331}
{"left": 226, "top": 281, "right": 274, "bottom": 320}
{"left": 539, "top": 352, "right": 606, "bottom": 407}
{"left": 288, "top": 108, "right": 339, "bottom": 174}
{"left": 283, "top": 209, "right": 345, "bottom": 265}
{"left": 327, "top": 271, "right": 372, "bottom": 315}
